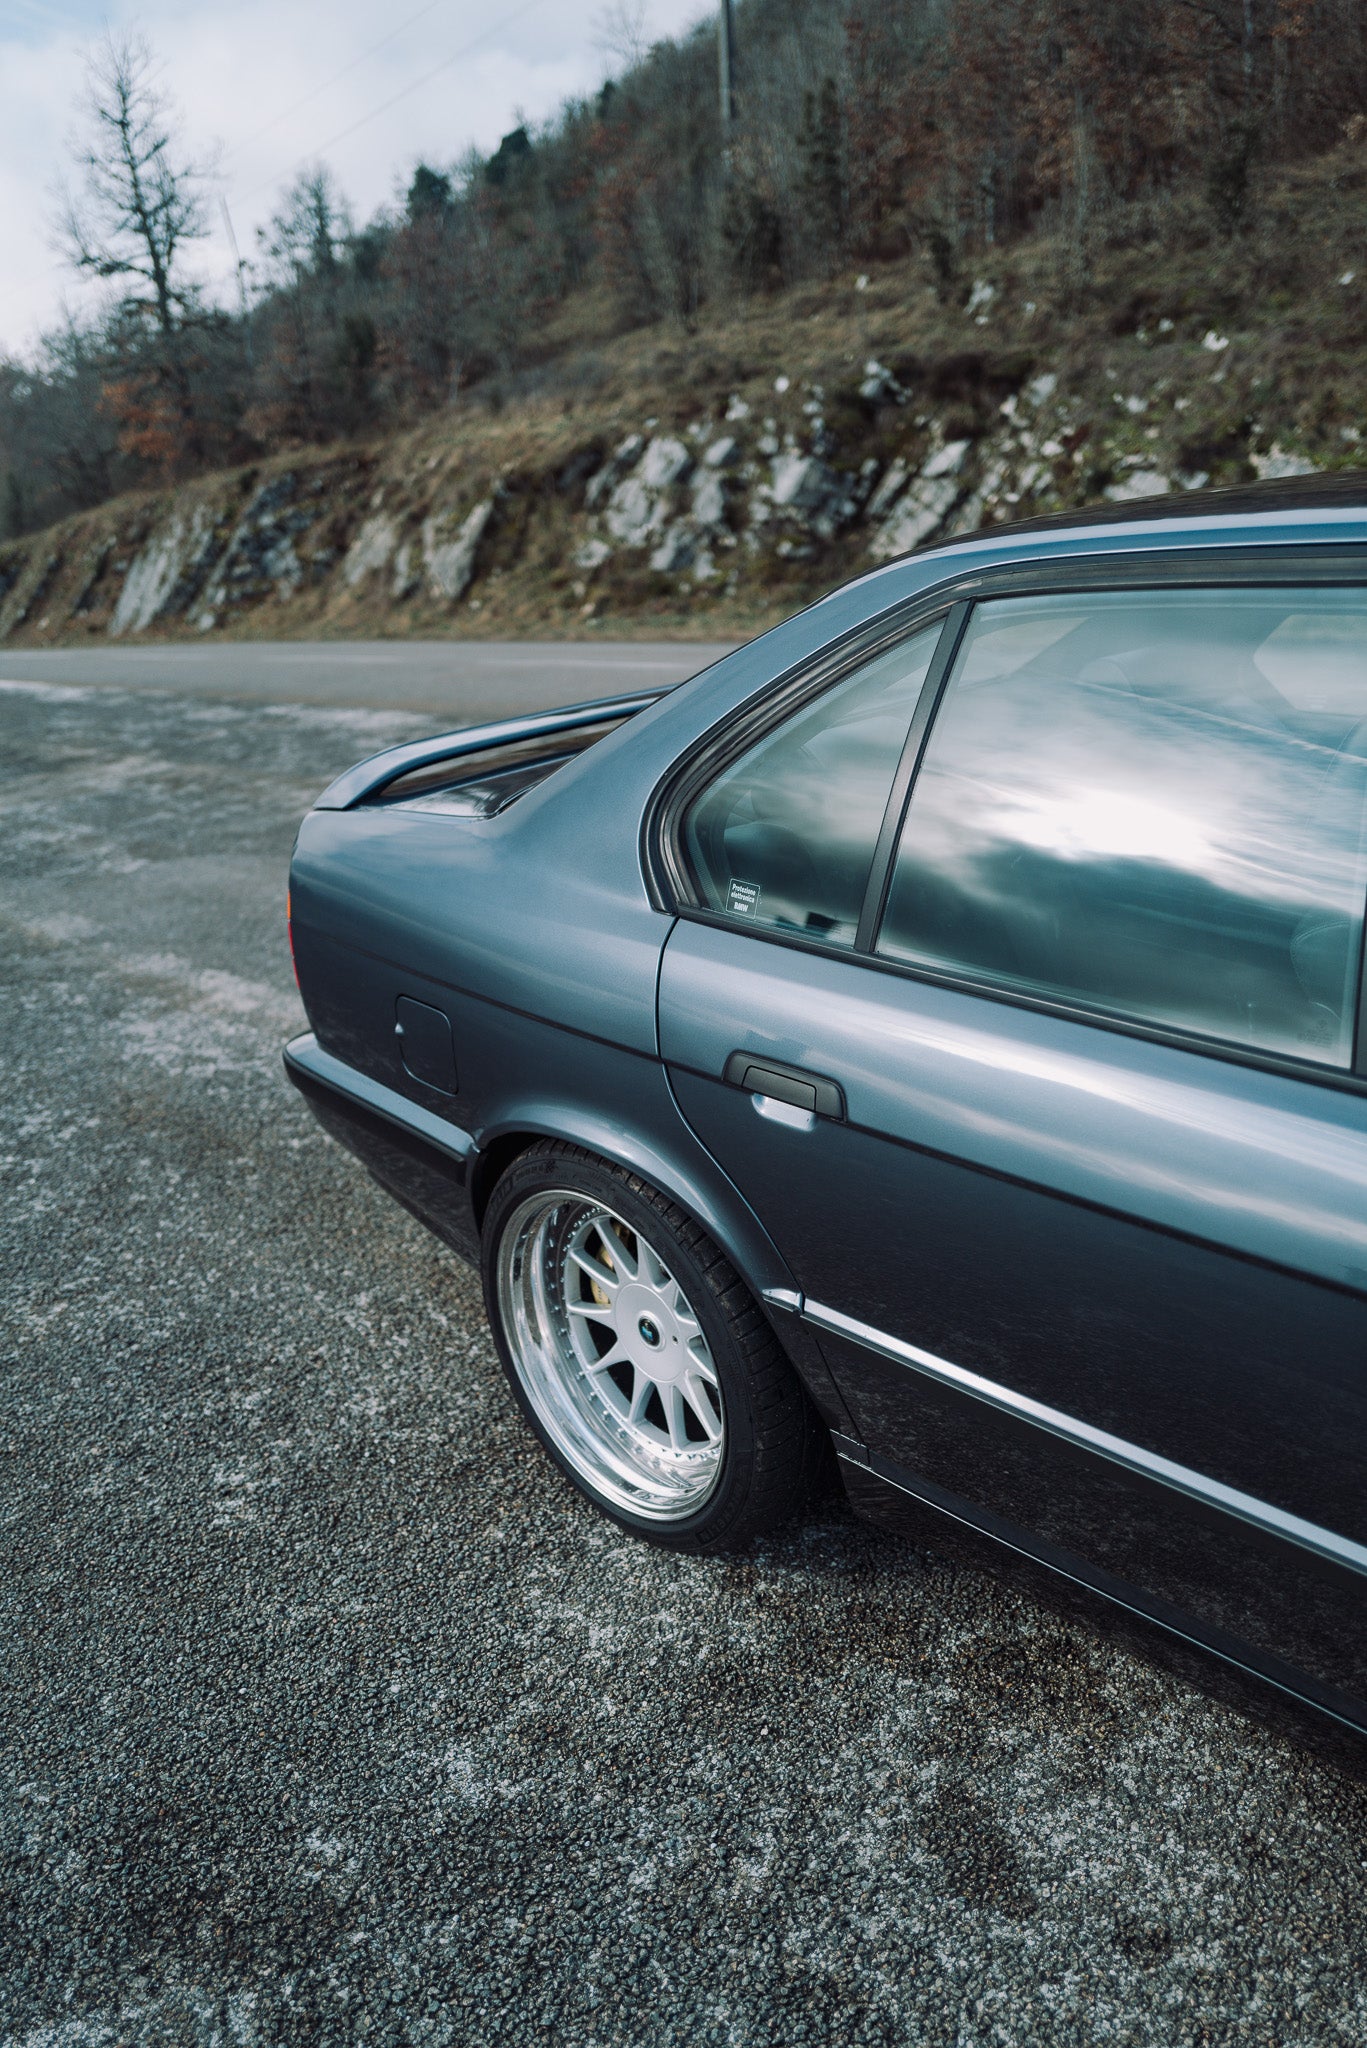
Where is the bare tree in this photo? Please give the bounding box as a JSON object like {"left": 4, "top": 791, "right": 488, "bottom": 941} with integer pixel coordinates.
{"left": 593, "top": 1, "right": 652, "bottom": 72}
{"left": 260, "top": 166, "right": 349, "bottom": 288}
{"left": 57, "top": 34, "right": 216, "bottom": 465}
{"left": 59, "top": 34, "right": 211, "bottom": 339}
{"left": 247, "top": 167, "right": 361, "bottom": 441}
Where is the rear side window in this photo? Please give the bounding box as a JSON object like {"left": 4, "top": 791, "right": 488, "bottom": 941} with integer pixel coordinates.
{"left": 878, "top": 588, "right": 1367, "bottom": 1067}
{"left": 682, "top": 618, "right": 944, "bottom": 947}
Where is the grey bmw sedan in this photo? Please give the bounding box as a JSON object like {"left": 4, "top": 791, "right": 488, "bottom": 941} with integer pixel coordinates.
{"left": 284, "top": 479, "right": 1367, "bottom": 1752}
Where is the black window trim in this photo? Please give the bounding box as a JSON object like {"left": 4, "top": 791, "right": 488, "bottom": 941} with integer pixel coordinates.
{"left": 645, "top": 540, "right": 1367, "bottom": 1095}
{"left": 853, "top": 600, "right": 973, "bottom": 951}
{"left": 641, "top": 592, "right": 961, "bottom": 912}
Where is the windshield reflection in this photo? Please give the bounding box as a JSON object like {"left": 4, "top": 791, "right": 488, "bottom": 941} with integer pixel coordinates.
{"left": 879, "top": 590, "right": 1367, "bottom": 1066}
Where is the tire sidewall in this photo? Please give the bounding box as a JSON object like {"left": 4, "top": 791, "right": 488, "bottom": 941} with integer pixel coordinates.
{"left": 480, "top": 1147, "right": 763, "bottom": 1548}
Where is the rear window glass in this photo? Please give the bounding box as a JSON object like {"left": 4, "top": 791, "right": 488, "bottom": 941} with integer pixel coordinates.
{"left": 377, "top": 719, "right": 629, "bottom": 816}
{"left": 683, "top": 619, "right": 944, "bottom": 947}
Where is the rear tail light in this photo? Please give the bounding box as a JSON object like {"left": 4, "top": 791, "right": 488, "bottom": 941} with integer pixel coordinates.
{"left": 286, "top": 888, "right": 300, "bottom": 991}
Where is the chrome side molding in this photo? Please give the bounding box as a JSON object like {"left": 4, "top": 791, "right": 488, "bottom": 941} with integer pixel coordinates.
{"left": 800, "top": 1296, "right": 1367, "bottom": 1580}
{"left": 761, "top": 1286, "right": 803, "bottom": 1316}
{"left": 284, "top": 1033, "right": 477, "bottom": 1165}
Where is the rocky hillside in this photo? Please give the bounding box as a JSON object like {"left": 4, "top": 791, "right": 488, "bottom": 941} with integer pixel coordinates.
{"left": 5, "top": 151, "right": 1366, "bottom": 648}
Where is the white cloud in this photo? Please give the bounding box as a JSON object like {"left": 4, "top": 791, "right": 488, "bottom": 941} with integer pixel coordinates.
{"left": 0, "top": 0, "right": 712, "bottom": 356}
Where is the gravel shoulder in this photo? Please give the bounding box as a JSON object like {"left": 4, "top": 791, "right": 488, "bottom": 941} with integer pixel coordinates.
{"left": 2, "top": 677, "right": 1366, "bottom": 2048}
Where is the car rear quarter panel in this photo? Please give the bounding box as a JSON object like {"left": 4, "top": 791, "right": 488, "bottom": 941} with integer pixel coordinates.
{"left": 290, "top": 506, "right": 1367, "bottom": 1075}
{"left": 288, "top": 510, "right": 1367, "bottom": 1372}
{"left": 285, "top": 509, "right": 1367, "bottom": 1739}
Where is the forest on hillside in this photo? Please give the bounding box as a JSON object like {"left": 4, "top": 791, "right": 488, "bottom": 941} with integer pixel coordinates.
{"left": 3, "top": 0, "right": 1366, "bottom": 543}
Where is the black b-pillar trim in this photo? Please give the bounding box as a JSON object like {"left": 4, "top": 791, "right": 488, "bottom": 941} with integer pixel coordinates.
{"left": 855, "top": 600, "right": 973, "bottom": 954}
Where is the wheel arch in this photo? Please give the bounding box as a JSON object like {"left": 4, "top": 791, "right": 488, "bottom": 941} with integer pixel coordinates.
{"left": 471, "top": 1104, "right": 787, "bottom": 1295}
{"left": 468, "top": 1100, "right": 858, "bottom": 1439}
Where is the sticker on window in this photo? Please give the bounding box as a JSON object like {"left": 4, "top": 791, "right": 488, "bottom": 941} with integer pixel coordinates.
{"left": 726, "top": 878, "right": 761, "bottom": 917}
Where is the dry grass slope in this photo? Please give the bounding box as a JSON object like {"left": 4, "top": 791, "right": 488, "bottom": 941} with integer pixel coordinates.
{"left": 4, "top": 146, "right": 1367, "bottom": 649}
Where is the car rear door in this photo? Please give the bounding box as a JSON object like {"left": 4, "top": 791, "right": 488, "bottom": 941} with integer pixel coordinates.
{"left": 658, "top": 570, "right": 1367, "bottom": 1725}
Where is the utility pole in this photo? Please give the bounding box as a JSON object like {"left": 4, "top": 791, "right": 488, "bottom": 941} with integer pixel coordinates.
{"left": 717, "top": 0, "right": 736, "bottom": 160}
{"left": 220, "top": 196, "right": 254, "bottom": 372}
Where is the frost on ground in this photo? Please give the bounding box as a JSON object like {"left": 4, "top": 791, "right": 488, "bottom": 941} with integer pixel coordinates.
{"left": 1, "top": 679, "right": 1366, "bottom": 2048}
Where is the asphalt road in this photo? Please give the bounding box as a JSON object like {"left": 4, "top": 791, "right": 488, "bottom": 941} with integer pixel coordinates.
{"left": 3, "top": 670, "right": 1367, "bottom": 2048}
{"left": 0, "top": 641, "right": 740, "bottom": 722}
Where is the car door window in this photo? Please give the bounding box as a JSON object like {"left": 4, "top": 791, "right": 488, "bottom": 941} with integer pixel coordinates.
{"left": 877, "top": 587, "right": 1367, "bottom": 1066}
{"left": 682, "top": 618, "right": 944, "bottom": 947}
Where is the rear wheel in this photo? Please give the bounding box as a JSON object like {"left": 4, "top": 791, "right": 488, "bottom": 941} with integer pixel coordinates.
{"left": 481, "top": 1143, "right": 822, "bottom": 1549}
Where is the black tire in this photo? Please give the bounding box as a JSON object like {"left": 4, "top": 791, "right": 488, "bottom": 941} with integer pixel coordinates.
{"left": 480, "top": 1141, "right": 825, "bottom": 1551}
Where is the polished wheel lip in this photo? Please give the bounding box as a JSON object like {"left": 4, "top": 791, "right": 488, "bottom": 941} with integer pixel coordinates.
{"left": 497, "top": 1188, "right": 725, "bottom": 1522}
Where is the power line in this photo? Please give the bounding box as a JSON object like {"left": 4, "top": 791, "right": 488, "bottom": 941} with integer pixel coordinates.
{"left": 232, "top": 0, "right": 459, "bottom": 155}
{"left": 237, "top": 0, "right": 550, "bottom": 203}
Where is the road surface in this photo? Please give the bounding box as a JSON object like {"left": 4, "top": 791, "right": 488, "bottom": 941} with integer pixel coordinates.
{"left": 0, "top": 639, "right": 741, "bottom": 721}
{"left": 1, "top": 670, "right": 1365, "bottom": 2046}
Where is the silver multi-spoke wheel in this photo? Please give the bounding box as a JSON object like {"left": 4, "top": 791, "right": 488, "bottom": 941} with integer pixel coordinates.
{"left": 496, "top": 1190, "right": 725, "bottom": 1520}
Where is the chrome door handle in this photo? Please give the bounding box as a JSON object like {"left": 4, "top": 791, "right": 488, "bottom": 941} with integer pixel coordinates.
{"left": 722, "top": 1052, "right": 846, "bottom": 1121}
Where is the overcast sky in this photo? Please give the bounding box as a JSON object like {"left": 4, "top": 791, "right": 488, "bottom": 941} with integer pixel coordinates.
{"left": 0, "top": 0, "right": 710, "bottom": 358}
